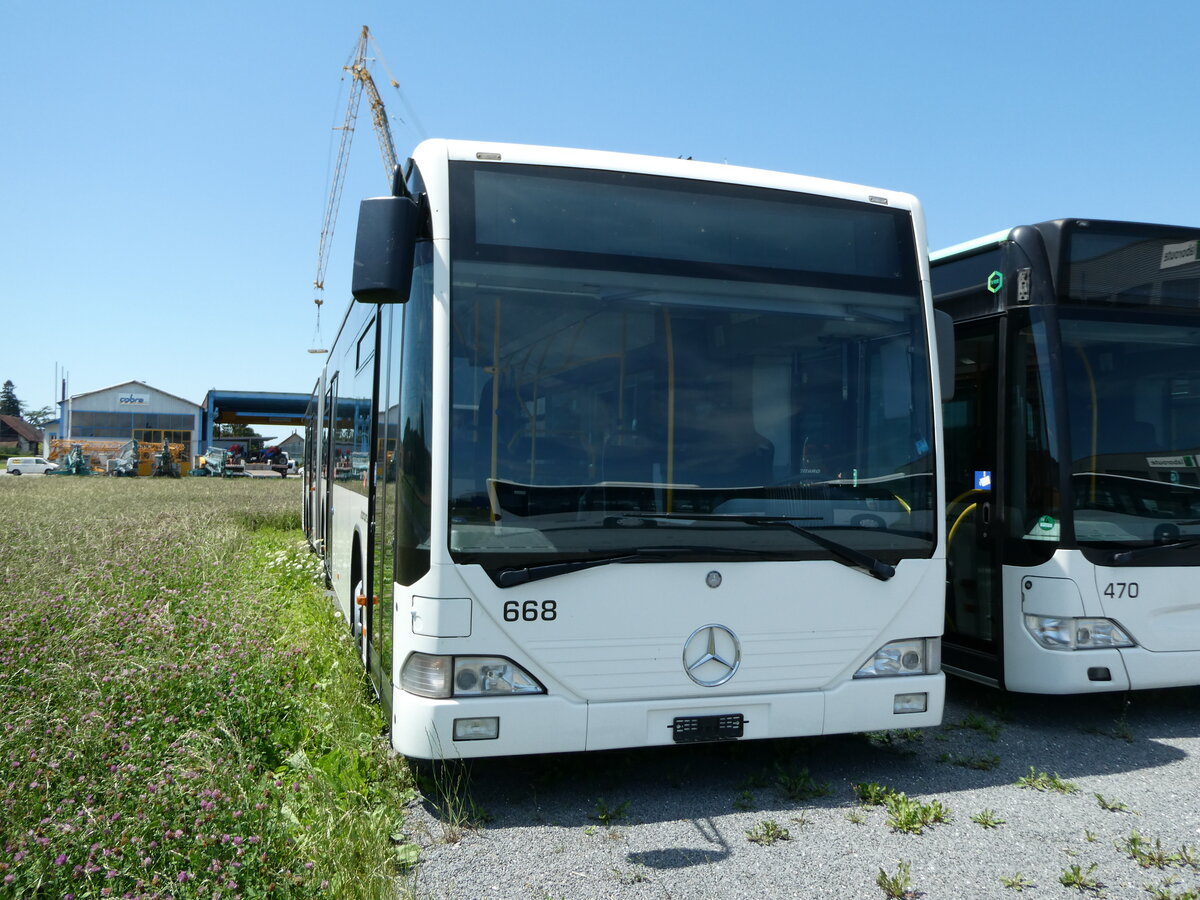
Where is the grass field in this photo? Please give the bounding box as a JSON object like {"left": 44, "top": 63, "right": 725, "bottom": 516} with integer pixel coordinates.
{"left": 0, "top": 477, "right": 416, "bottom": 899}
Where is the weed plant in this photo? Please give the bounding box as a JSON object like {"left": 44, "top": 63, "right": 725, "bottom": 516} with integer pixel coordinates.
{"left": 1000, "top": 872, "right": 1035, "bottom": 891}
{"left": 1059, "top": 861, "right": 1103, "bottom": 893}
{"left": 970, "top": 808, "right": 1006, "bottom": 828}
{"left": 1016, "top": 766, "right": 1078, "bottom": 794}
{"left": 864, "top": 729, "right": 924, "bottom": 756}
{"left": 852, "top": 781, "right": 894, "bottom": 806}
{"left": 875, "top": 860, "right": 913, "bottom": 898}
{"left": 416, "top": 760, "right": 491, "bottom": 844}
{"left": 1118, "top": 828, "right": 1196, "bottom": 869}
{"left": 590, "top": 798, "right": 629, "bottom": 827}
{"left": 613, "top": 865, "right": 649, "bottom": 884}
{"left": 1095, "top": 792, "right": 1131, "bottom": 813}
{"left": 774, "top": 765, "right": 831, "bottom": 802}
{"left": 883, "top": 792, "right": 951, "bottom": 834}
{"left": 1146, "top": 876, "right": 1200, "bottom": 899}
{"left": 0, "top": 478, "right": 415, "bottom": 899}
{"left": 938, "top": 752, "right": 1001, "bottom": 770}
{"left": 945, "top": 713, "right": 1003, "bottom": 741}
{"left": 745, "top": 820, "right": 790, "bottom": 845}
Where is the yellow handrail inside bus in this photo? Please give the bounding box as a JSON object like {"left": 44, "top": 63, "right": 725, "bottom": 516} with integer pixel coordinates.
{"left": 947, "top": 502, "right": 978, "bottom": 546}
{"left": 949, "top": 486, "right": 988, "bottom": 508}
{"left": 946, "top": 488, "right": 990, "bottom": 548}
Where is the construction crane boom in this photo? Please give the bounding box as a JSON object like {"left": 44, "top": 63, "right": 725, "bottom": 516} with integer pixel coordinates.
{"left": 312, "top": 25, "right": 400, "bottom": 298}
{"left": 353, "top": 60, "right": 398, "bottom": 179}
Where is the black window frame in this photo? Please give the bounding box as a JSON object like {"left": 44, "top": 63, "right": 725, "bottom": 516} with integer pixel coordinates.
{"left": 449, "top": 161, "right": 921, "bottom": 295}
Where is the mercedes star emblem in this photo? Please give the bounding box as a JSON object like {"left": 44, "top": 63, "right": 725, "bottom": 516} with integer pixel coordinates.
{"left": 682, "top": 624, "right": 741, "bottom": 687}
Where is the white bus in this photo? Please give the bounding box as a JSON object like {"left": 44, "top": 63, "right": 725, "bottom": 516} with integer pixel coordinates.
{"left": 933, "top": 219, "right": 1200, "bottom": 693}
{"left": 306, "top": 140, "right": 950, "bottom": 759}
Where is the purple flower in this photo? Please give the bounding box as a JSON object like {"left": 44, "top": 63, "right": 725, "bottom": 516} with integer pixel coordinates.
{"left": 55, "top": 853, "right": 68, "bottom": 865}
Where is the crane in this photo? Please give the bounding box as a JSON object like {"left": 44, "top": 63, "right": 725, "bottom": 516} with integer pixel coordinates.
{"left": 311, "top": 26, "right": 406, "bottom": 351}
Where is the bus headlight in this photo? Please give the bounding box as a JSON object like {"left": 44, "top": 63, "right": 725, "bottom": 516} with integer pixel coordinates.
{"left": 1024, "top": 616, "right": 1135, "bottom": 651}
{"left": 453, "top": 657, "right": 543, "bottom": 696}
{"left": 854, "top": 638, "right": 940, "bottom": 678}
{"left": 401, "top": 653, "right": 545, "bottom": 698}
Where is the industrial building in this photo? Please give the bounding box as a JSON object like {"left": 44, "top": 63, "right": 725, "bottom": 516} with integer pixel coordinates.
{"left": 46, "top": 381, "right": 202, "bottom": 460}
{"left": 42, "top": 381, "right": 308, "bottom": 468}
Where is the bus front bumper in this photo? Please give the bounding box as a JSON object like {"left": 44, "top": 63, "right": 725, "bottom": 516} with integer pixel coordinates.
{"left": 1002, "top": 642, "right": 1200, "bottom": 694}
{"left": 391, "top": 673, "right": 945, "bottom": 760}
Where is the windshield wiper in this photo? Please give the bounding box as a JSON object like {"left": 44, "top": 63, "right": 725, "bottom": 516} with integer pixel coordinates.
{"left": 493, "top": 545, "right": 759, "bottom": 587}
{"left": 641, "top": 513, "right": 896, "bottom": 581}
{"left": 1106, "top": 538, "right": 1200, "bottom": 566}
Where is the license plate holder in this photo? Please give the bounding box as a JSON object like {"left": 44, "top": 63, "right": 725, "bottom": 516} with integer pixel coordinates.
{"left": 671, "top": 713, "right": 744, "bottom": 743}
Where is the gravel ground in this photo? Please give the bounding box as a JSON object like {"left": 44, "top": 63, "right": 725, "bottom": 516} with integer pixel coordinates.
{"left": 400, "top": 681, "right": 1200, "bottom": 900}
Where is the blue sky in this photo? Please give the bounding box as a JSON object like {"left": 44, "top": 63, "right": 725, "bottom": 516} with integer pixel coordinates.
{"left": 3, "top": 1, "right": 1197, "bottom": 413}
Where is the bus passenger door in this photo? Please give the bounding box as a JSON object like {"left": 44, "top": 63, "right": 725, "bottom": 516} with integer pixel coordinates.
{"left": 322, "top": 374, "right": 338, "bottom": 575}
{"left": 943, "top": 322, "right": 1003, "bottom": 684}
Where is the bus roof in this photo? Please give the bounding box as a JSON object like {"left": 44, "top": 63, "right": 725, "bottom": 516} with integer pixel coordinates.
{"left": 931, "top": 218, "right": 1200, "bottom": 264}
{"left": 929, "top": 228, "right": 1014, "bottom": 262}
{"left": 412, "top": 138, "right": 922, "bottom": 214}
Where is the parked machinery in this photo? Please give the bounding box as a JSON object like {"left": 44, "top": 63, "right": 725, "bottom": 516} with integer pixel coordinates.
{"left": 107, "top": 440, "right": 139, "bottom": 476}
{"left": 152, "top": 440, "right": 180, "bottom": 478}
{"left": 191, "top": 446, "right": 245, "bottom": 477}
{"left": 49, "top": 444, "right": 92, "bottom": 476}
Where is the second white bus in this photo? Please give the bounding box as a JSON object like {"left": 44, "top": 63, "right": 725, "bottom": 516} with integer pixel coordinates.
{"left": 933, "top": 218, "right": 1200, "bottom": 693}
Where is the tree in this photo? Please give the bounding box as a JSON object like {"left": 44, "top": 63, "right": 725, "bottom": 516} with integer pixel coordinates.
{"left": 21, "top": 405, "right": 54, "bottom": 428}
{"left": 214, "top": 423, "right": 261, "bottom": 438}
{"left": 0, "top": 381, "right": 20, "bottom": 417}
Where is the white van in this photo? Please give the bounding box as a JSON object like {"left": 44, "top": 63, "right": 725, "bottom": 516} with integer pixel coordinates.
{"left": 6, "top": 456, "right": 58, "bottom": 475}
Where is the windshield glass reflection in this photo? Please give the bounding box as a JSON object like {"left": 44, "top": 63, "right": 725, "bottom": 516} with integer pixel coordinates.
{"left": 447, "top": 165, "right": 936, "bottom": 570}
{"left": 1062, "top": 315, "right": 1200, "bottom": 545}
{"left": 448, "top": 267, "right": 936, "bottom": 566}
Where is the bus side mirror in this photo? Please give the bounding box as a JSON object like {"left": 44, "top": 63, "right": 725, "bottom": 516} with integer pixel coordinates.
{"left": 351, "top": 196, "right": 419, "bottom": 303}
{"left": 934, "top": 310, "right": 955, "bottom": 402}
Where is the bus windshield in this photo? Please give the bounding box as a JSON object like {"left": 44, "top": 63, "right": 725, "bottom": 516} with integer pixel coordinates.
{"left": 447, "top": 162, "right": 936, "bottom": 573}
{"left": 1062, "top": 313, "right": 1200, "bottom": 545}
